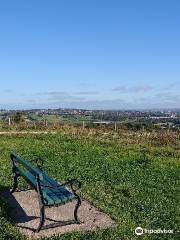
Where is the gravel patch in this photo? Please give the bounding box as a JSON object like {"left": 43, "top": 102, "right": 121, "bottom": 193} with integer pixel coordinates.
{"left": 0, "top": 189, "right": 116, "bottom": 238}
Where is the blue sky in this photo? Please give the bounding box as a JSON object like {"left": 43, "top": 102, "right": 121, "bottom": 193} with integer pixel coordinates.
{"left": 0, "top": 0, "right": 180, "bottom": 109}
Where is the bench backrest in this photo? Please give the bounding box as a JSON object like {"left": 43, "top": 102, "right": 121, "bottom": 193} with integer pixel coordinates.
{"left": 10, "top": 153, "right": 43, "bottom": 180}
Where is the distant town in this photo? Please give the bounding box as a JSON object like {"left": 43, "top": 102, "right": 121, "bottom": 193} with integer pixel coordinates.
{"left": 0, "top": 108, "right": 180, "bottom": 130}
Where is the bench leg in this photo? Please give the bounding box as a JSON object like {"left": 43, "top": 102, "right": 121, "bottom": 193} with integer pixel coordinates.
{"left": 35, "top": 175, "right": 46, "bottom": 232}
{"left": 36, "top": 205, "right": 45, "bottom": 232}
{"left": 11, "top": 173, "right": 18, "bottom": 193}
{"left": 74, "top": 196, "right": 81, "bottom": 223}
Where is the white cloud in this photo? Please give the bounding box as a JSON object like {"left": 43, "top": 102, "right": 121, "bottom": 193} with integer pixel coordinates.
{"left": 112, "top": 84, "right": 153, "bottom": 93}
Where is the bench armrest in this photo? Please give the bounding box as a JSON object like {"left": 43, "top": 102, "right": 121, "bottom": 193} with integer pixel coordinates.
{"left": 41, "top": 179, "right": 81, "bottom": 194}
{"left": 62, "top": 179, "right": 81, "bottom": 193}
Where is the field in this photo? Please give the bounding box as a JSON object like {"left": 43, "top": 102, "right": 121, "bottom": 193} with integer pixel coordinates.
{"left": 29, "top": 114, "right": 93, "bottom": 125}
{"left": 0, "top": 128, "right": 179, "bottom": 240}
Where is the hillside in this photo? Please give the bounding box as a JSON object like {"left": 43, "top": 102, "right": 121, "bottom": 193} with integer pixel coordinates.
{"left": 0, "top": 129, "right": 179, "bottom": 240}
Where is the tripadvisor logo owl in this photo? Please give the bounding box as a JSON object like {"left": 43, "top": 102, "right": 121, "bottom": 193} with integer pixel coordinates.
{"left": 135, "top": 227, "right": 144, "bottom": 236}
{"left": 135, "top": 227, "right": 174, "bottom": 235}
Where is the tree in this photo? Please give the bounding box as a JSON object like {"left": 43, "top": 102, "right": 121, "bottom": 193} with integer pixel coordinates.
{"left": 12, "top": 112, "right": 24, "bottom": 123}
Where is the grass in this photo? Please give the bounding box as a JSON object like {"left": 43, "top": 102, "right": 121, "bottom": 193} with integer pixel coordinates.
{"left": 0, "top": 129, "right": 179, "bottom": 240}
{"left": 29, "top": 114, "right": 62, "bottom": 123}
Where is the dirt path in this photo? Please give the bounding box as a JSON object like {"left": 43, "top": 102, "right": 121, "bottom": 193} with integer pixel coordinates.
{"left": 0, "top": 131, "right": 57, "bottom": 135}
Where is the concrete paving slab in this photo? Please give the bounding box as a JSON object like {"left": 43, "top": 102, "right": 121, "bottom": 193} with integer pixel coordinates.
{"left": 0, "top": 189, "right": 116, "bottom": 238}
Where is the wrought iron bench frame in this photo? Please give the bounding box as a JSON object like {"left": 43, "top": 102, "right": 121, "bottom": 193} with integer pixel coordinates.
{"left": 10, "top": 153, "right": 81, "bottom": 232}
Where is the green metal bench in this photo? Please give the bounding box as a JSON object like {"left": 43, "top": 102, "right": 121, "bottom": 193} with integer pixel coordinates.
{"left": 10, "top": 152, "right": 81, "bottom": 232}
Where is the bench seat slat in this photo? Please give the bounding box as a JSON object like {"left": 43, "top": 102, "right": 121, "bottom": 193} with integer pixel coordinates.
{"left": 44, "top": 174, "right": 75, "bottom": 200}
{"left": 24, "top": 172, "right": 76, "bottom": 206}
{"left": 42, "top": 174, "right": 76, "bottom": 205}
